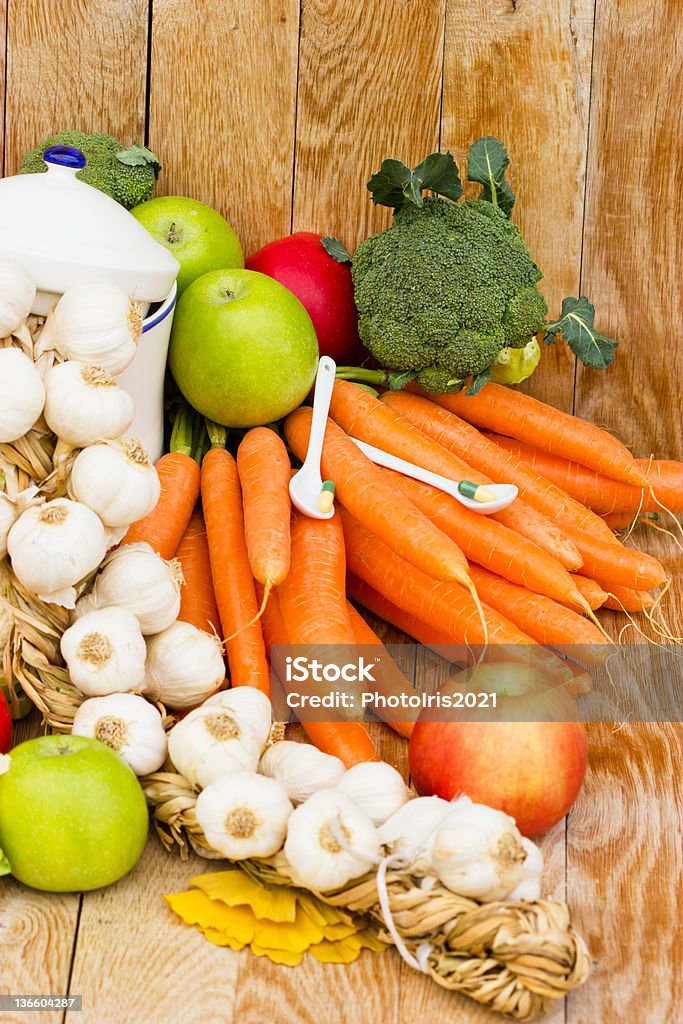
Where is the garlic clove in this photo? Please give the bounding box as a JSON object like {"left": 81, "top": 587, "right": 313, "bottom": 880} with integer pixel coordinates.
{"left": 72, "top": 692, "right": 167, "bottom": 775}
{"left": 195, "top": 770, "right": 293, "bottom": 859}
{"left": 376, "top": 795, "right": 452, "bottom": 868}
{"left": 260, "top": 741, "right": 345, "bottom": 804}
{"left": 430, "top": 797, "right": 527, "bottom": 902}
{"left": 88, "top": 542, "right": 182, "bottom": 635}
{"left": 43, "top": 361, "right": 135, "bottom": 448}
{"left": 0, "top": 348, "right": 46, "bottom": 443}
{"left": 60, "top": 606, "right": 147, "bottom": 697}
{"left": 508, "top": 837, "right": 544, "bottom": 901}
{"left": 335, "top": 761, "right": 410, "bottom": 826}
{"left": 0, "top": 260, "right": 36, "bottom": 340}
{"left": 143, "top": 621, "right": 226, "bottom": 709}
{"left": 70, "top": 438, "right": 160, "bottom": 528}
{"left": 284, "top": 788, "right": 380, "bottom": 892}
{"left": 203, "top": 687, "right": 272, "bottom": 749}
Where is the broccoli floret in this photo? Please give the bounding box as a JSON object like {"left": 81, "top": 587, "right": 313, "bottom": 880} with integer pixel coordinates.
{"left": 19, "top": 131, "right": 161, "bottom": 209}
{"left": 351, "top": 195, "right": 545, "bottom": 390}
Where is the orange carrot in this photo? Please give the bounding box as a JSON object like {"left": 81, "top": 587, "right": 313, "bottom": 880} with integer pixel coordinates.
{"left": 329, "top": 380, "right": 582, "bottom": 570}
{"left": 601, "top": 511, "right": 642, "bottom": 531}
{"left": 122, "top": 404, "right": 201, "bottom": 558}
{"left": 603, "top": 585, "right": 657, "bottom": 612}
{"left": 284, "top": 407, "right": 472, "bottom": 586}
{"left": 299, "top": 721, "right": 379, "bottom": 767}
{"left": 346, "top": 601, "right": 414, "bottom": 739}
{"left": 175, "top": 508, "right": 222, "bottom": 636}
{"left": 237, "top": 428, "right": 292, "bottom": 589}
{"left": 341, "top": 508, "right": 572, "bottom": 685}
{"left": 570, "top": 575, "right": 608, "bottom": 610}
{"left": 256, "top": 581, "right": 289, "bottom": 652}
{"left": 560, "top": 526, "right": 667, "bottom": 591}
{"left": 414, "top": 381, "right": 649, "bottom": 487}
{"left": 486, "top": 436, "right": 683, "bottom": 515}
{"left": 388, "top": 470, "right": 586, "bottom": 608}
{"left": 201, "top": 446, "right": 270, "bottom": 693}
{"left": 467, "top": 564, "right": 609, "bottom": 661}
{"left": 382, "top": 390, "right": 617, "bottom": 545}
{"left": 278, "top": 508, "right": 355, "bottom": 645}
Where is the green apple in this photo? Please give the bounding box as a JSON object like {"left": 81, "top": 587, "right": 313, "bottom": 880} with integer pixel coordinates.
{"left": 169, "top": 269, "right": 319, "bottom": 427}
{"left": 0, "top": 735, "right": 149, "bottom": 892}
{"left": 130, "top": 196, "right": 244, "bottom": 295}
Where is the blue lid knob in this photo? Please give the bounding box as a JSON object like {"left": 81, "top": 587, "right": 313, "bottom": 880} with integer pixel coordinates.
{"left": 43, "top": 145, "right": 87, "bottom": 170}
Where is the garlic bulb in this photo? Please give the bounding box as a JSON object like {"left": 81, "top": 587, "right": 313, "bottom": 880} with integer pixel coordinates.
{"left": 335, "top": 761, "right": 410, "bottom": 826}
{"left": 284, "top": 789, "right": 380, "bottom": 892}
{"left": 508, "top": 837, "right": 544, "bottom": 901}
{"left": 72, "top": 692, "right": 167, "bottom": 775}
{"left": 8, "top": 498, "right": 106, "bottom": 608}
{"left": 144, "top": 621, "right": 226, "bottom": 709}
{"left": 430, "top": 797, "right": 527, "bottom": 902}
{"left": 0, "top": 495, "right": 17, "bottom": 559}
{"left": 168, "top": 701, "right": 262, "bottom": 788}
{"left": 0, "top": 348, "right": 45, "bottom": 443}
{"left": 0, "top": 260, "right": 36, "bottom": 341}
{"left": 44, "top": 361, "right": 135, "bottom": 447}
{"left": 60, "top": 606, "right": 146, "bottom": 697}
{"left": 196, "top": 771, "right": 293, "bottom": 859}
{"left": 377, "top": 796, "right": 453, "bottom": 869}
{"left": 203, "top": 687, "right": 272, "bottom": 748}
{"left": 70, "top": 438, "right": 160, "bottom": 528}
{"left": 84, "top": 542, "right": 181, "bottom": 634}
{"left": 38, "top": 281, "right": 143, "bottom": 374}
{"left": 260, "top": 741, "right": 345, "bottom": 804}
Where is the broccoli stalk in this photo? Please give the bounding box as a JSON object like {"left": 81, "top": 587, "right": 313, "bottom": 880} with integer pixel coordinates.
{"left": 325, "top": 138, "right": 617, "bottom": 395}
{"left": 19, "top": 131, "right": 161, "bottom": 209}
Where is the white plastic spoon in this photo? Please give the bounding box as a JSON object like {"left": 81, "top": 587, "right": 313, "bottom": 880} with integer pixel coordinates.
{"left": 350, "top": 437, "right": 518, "bottom": 514}
{"left": 289, "top": 355, "right": 337, "bottom": 520}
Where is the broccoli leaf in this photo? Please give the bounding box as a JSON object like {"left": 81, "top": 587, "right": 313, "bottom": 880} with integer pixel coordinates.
{"left": 412, "top": 151, "right": 463, "bottom": 202}
{"left": 367, "top": 158, "right": 419, "bottom": 209}
{"left": 387, "top": 370, "right": 417, "bottom": 390}
{"left": 465, "top": 368, "right": 492, "bottom": 396}
{"left": 321, "top": 236, "right": 353, "bottom": 264}
{"left": 116, "top": 144, "right": 162, "bottom": 175}
{"left": 467, "top": 137, "right": 515, "bottom": 217}
{"left": 544, "top": 296, "right": 618, "bottom": 370}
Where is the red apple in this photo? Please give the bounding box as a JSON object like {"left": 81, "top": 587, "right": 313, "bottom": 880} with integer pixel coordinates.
{"left": 408, "top": 663, "right": 587, "bottom": 837}
{"left": 246, "top": 232, "right": 364, "bottom": 364}
{"left": 0, "top": 686, "right": 10, "bottom": 753}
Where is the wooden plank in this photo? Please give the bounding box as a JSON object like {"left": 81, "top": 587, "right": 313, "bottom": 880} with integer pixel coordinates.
{"left": 292, "top": 0, "right": 446, "bottom": 251}
{"left": 65, "top": 837, "right": 240, "bottom": 1024}
{"left": 4, "top": 0, "right": 149, "bottom": 175}
{"left": 149, "top": 0, "right": 300, "bottom": 257}
{"left": 0, "top": 0, "right": 6, "bottom": 175}
{"left": 574, "top": 0, "right": 683, "bottom": 461}
{"left": 440, "top": 0, "right": 595, "bottom": 411}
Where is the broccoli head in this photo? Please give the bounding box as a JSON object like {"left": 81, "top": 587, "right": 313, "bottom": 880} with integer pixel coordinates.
{"left": 19, "top": 130, "right": 161, "bottom": 209}
{"left": 330, "top": 139, "right": 617, "bottom": 393}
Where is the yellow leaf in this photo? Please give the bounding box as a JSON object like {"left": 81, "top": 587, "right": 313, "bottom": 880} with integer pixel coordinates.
{"left": 165, "top": 890, "right": 257, "bottom": 945}
{"left": 308, "top": 938, "right": 363, "bottom": 964}
{"left": 250, "top": 943, "right": 304, "bottom": 967}
{"left": 201, "top": 928, "right": 246, "bottom": 951}
{"left": 191, "top": 870, "right": 297, "bottom": 923}
{"left": 321, "top": 921, "right": 359, "bottom": 942}
{"left": 252, "top": 905, "right": 325, "bottom": 953}
{"left": 353, "top": 929, "right": 388, "bottom": 953}
{"left": 296, "top": 891, "right": 350, "bottom": 928}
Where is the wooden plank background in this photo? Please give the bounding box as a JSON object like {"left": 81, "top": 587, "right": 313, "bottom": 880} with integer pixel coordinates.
{"left": 2, "top": 1, "right": 682, "bottom": 1023}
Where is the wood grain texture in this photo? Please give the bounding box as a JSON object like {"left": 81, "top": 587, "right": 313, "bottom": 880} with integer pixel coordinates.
{"left": 440, "top": 0, "right": 595, "bottom": 411}
{"left": 149, "top": 0, "right": 300, "bottom": 257}
{"left": 292, "top": 0, "right": 445, "bottom": 250}
{"left": 65, "top": 837, "right": 240, "bottom": 1024}
{"left": 4, "top": 0, "right": 149, "bottom": 175}
{"left": 0, "top": 0, "right": 5, "bottom": 176}
{"left": 574, "top": 0, "right": 683, "bottom": 462}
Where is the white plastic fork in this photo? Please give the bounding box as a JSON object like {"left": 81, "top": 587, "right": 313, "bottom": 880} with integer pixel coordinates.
{"left": 350, "top": 437, "right": 518, "bottom": 513}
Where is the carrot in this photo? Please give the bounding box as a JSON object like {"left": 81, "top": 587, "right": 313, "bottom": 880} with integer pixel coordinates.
{"left": 284, "top": 407, "right": 472, "bottom": 587}
{"left": 278, "top": 508, "right": 355, "bottom": 645}
{"left": 341, "top": 508, "right": 573, "bottom": 686}
{"left": 201, "top": 443, "right": 270, "bottom": 694}
{"left": 382, "top": 390, "right": 617, "bottom": 545}
{"left": 387, "top": 470, "right": 586, "bottom": 608}
{"left": 121, "top": 405, "right": 200, "bottom": 558}
{"left": 237, "top": 428, "right": 292, "bottom": 590}
{"left": 570, "top": 575, "right": 608, "bottom": 610}
{"left": 602, "top": 585, "right": 657, "bottom": 612}
{"left": 414, "top": 381, "right": 649, "bottom": 487}
{"left": 560, "top": 526, "right": 667, "bottom": 591}
{"left": 486, "top": 436, "right": 683, "bottom": 515}
{"left": 175, "top": 508, "right": 222, "bottom": 636}
{"left": 467, "top": 564, "right": 609, "bottom": 662}
{"left": 299, "top": 721, "right": 379, "bottom": 767}
{"left": 346, "top": 601, "right": 414, "bottom": 739}
{"left": 256, "top": 581, "right": 289, "bottom": 652}
{"left": 328, "top": 380, "right": 582, "bottom": 571}
{"left": 601, "top": 511, "right": 642, "bottom": 531}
